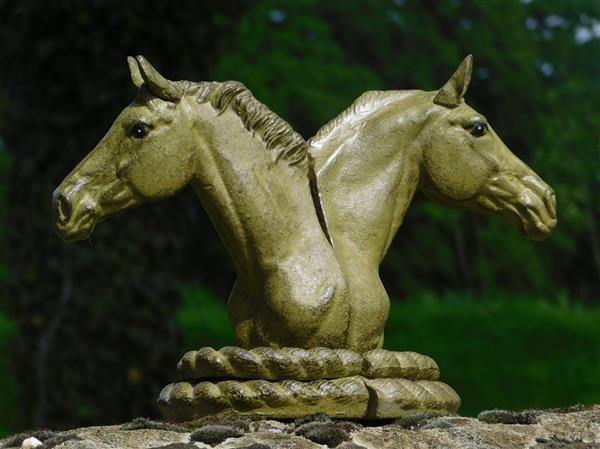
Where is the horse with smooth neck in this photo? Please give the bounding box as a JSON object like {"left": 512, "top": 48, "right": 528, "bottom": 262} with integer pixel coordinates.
{"left": 53, "top": 56, "right": 350, "bottom": 350}
{"left": 309, "top": 55, "right": 557, "bottom": 351}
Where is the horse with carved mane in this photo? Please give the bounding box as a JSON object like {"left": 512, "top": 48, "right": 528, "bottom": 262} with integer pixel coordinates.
{"left": 308, "top": 55, "right": 556, "bottom": 351}
{"left": 53, "top": 55, "right": 350, "bottom": 351}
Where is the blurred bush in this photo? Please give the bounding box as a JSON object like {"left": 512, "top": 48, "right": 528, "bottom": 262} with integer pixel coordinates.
{"left": 177, "top": 285, "right": 235, "bottom": 352}
{"left": 385, "top": 290, "right": 600, "bottom": 415}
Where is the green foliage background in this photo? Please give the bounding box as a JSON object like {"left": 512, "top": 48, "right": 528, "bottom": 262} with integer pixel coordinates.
{"left": 0, "top": 0, "right": 599, "bottom": 436}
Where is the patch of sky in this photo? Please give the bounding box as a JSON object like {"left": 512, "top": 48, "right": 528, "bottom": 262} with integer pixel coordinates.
{"left": 575, "top": 26, "right": 593, "bottom": 44}
{"left": 575, "top": 15, "right": 600, "bottom": 44}
{"left": 526, "top": 17, "right": 538, "bottom": 30}
{"left": 268, "top": 9, "right": 286, "bottom": 23}
{"left": 545, "top": 15, "right": 568, "bottom": 29}
{"left": 539, "top": 62, "right": 554, "bottom": 77}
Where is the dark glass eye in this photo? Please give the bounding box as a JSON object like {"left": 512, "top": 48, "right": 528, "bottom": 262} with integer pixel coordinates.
{"left": 130, "top": 123, "right": 148, "bottom": 139}
{"left": 471, "top": 122, "right": 487, "bottom": 137}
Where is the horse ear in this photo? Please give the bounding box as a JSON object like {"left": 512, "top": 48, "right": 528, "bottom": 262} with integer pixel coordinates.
{"left": 127, "top": 56, "right": 144, "bottom": 88}
{"left": 135, "top": 55, "right": 184, "bottom": 102}
{"left": 433, "top": 54, "right": 473, "bottom": 107}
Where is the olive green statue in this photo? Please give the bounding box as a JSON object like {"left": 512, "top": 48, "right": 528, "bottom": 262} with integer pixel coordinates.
{"left": 53, "top": 55, "right": 556, "bottom": 420}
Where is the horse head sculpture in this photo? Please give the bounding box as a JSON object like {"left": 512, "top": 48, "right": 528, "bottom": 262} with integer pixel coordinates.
{"left": 53, "top": 56, "right": 196, "bottom": 242}
{"left": 53, "top": 56, "right": 350, "bottom": 350}
{"left": 309, "top": 55, "right": 557, "bottom": 349}
{"left": 421, "top": 55, "right": 556, "bottom": 241}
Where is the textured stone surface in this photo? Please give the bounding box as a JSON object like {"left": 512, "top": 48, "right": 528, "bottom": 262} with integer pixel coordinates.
{"left": 2, "top": 406, "right": 598, "bottom": 449}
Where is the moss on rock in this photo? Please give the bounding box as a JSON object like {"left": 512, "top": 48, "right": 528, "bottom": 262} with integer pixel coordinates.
{"left": 182, "top": 413, "right": 252, "bottom": 432}
{"left": 0, "top": 430, "right": 56, "bottom": 449}
{"left": 477, "top": 409, "right": 538, "bottom": 425}
{"left": 190, "top": 424, "right": 244, "bottom": 446}
{"left": 294, "top": 421, "right": 351, "bottom": 447}
{"left": 121, "top": 418, "right": 188, "bottom": 433}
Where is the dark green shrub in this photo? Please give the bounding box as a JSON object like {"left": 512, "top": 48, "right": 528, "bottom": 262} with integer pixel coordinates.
{"left": 385, "top": 291, "right": 600, "bottom": 416}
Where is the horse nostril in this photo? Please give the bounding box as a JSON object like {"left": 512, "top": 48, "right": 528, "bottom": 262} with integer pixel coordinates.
{"left": 54, "top": 193, "right": 72, "bottom": 224}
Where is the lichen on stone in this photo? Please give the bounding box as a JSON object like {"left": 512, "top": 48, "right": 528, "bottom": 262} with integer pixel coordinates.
{"left": 390, "top": 411, "right": 447, "bottom": 429}
{"left": 336, "top": 443, "right": 369, "bottom": 449}
{"left": 148, "top": 444, "right": 199, "bottom": 449}
{"left": 235, "top": 444, "right": 272, "bottom": 449}
{"left": 421, "top": 417, "right": 471, "bottom": 430}
{"left": 120, "top": 417, "right": 188, "bottom": 433}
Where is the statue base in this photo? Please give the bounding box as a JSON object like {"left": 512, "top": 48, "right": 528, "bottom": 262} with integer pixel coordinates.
{"left": 157, "top": 347, "right": 460, "bottom": 420}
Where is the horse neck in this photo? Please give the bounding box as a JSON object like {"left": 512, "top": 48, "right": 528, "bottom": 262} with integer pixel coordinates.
{"left": 189, "top": 104, "right": 327, "bottom": 276}
{"left": 310, "top": 91, "right": 429, "bottom": 268}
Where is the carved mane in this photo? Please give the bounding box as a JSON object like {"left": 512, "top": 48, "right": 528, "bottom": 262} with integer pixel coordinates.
{"left": 311, "top": 91, "right": 386, "bottom": 142}
{"left": 193, "top": 81, "right": 308, "bottom": 169}
{"left": 309, "top": 90, "right": 419, "bottom": 174}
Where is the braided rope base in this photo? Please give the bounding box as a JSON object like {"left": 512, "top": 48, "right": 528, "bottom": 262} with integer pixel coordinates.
{"left": 159, "top": 347, "right": 460, "bottom": 420}
{"left": 177, "top": 347, "right": 440, "bottom": 381}
{"left": 157, "top": 376, "right": 460, "bottom": 420}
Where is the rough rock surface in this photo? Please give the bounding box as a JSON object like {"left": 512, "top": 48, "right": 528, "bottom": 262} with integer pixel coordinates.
{"left": 2, "top": 405, "right": 599, "bottom": 449}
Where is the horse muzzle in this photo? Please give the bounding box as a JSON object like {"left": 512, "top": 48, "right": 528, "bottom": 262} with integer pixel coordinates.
{"left": 52, "top": 185, "right": 99, "bottom": 242}
{"left": 476, "top": 173, "right": 557, "bottom": 241}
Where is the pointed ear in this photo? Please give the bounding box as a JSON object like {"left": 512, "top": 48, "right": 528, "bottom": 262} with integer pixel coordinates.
{"left": 433, "top": 54, "right": 473, "bottom": 107}
{"left": 135, "top": 55, "right": 184, "bottom": 102}
{"left": 127, "top": 56, "right": 144, "bottom": 88}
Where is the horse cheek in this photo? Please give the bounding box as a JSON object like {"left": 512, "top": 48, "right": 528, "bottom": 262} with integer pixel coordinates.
{"left": 129, "top": 149, "right": 192, "bottom": 199}
{"left": 426, "top": 148, "right": 492, "bottom": 200}
{"left": 449, "top": 154, "right": 493, "bottom": 199}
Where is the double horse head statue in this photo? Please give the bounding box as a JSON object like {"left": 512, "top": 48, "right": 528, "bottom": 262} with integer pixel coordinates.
{"left": 53, "top": 55, "right": 556, "bottom": 353}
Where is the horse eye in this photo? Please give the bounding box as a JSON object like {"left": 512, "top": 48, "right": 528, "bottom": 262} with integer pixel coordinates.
{"left": 471, "top": 122, "right": 487, "bottom": 137}
{"left": 130, "top": 123, "right": 148, "bottom": 139}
